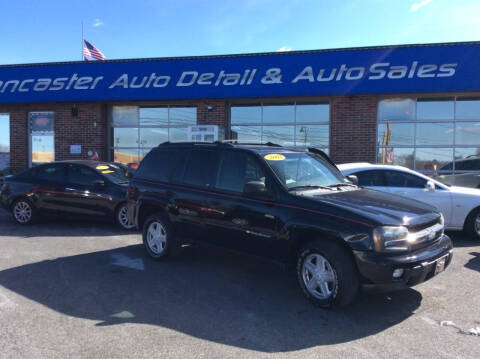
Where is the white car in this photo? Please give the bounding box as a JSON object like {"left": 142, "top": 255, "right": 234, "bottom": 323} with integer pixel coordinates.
{"left": 339, "top": 163, "right": 480, "bottom": 240}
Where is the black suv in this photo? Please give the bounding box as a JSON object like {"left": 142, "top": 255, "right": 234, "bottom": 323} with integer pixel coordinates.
{"left": 127, "top": 142, "right": 453, "bottom": 307}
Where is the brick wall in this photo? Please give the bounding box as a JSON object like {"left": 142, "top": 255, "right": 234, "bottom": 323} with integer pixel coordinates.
{"left": 1, "top": 95, "right": 379, "bottom": 173}
{"left": 329, "top": 95, "right": 378, "bottom": 164}
{"left": 197, "top": 100, "right": 229, "bottom": 136}
{"left": 0, "top": 102, "right": 106, "bottom": 173}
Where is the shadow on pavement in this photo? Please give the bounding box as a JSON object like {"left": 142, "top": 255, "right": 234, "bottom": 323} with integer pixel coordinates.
{"left": 447, "top": 231, "right": 480, "bottom": 248}
{"left": 0, "top": 211, "right": 131, "bottom": 237}
{"left": 0, "top": 243, "right": 422, "bottom": 352}
{"left": 465, "top": 252, "right": 480, "bottom": 273}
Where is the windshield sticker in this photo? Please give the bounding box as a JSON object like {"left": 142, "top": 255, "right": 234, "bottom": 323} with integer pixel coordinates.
{"left": 264, "top": 154, "right": 285, "bottom": 161}
{"left": 96, "top": 165, "right": 110, "bottom": 170}
{"left": 101, "top": 170, "right": 114, "bottom": 174}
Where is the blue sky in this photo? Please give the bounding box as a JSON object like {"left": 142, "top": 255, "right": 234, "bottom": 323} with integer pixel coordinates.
{"left": 0, "top": 0, "right": 479, "bottom": 64}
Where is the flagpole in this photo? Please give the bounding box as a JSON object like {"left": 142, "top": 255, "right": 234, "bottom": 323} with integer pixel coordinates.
{"left": 81, "top": 21, "right": 84, "bottom": 60}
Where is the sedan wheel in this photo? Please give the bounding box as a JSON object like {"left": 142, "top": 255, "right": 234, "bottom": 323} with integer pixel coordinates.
{"left": 475, "top": 214, "right": 480, "bottom": 236}
{"left": 301, "top": 253, "right": 337, "bottom": 300}
{"left": 12, "top": 200, "right": 33, "bottom": 224}
{"left": 146, "top": 221, "right": 167, "bottom": 255}
{"left": 117, "top": 204, "right": 135, "bottom": 230}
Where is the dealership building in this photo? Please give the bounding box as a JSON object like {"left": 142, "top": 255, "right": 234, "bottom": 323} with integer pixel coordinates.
{"left": 0, "top": 41, "right": 479, "bottom": 181}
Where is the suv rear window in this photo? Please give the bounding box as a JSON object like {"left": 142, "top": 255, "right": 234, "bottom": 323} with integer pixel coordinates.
{"left": 183, "top": 150, "right": 217, "bottom": 188}
{"left": 136, "top": 148, "right": 188, "bottom": 183}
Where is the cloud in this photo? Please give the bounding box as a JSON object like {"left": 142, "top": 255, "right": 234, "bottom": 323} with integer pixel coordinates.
{"left": 276, "top": 46, "right": 292, "bottom": 52}
{"left": 411, "top": 0, "right": 432, "bottom": 12}
{"left": 93, "top": 18, "right": 104, "bottom": 27}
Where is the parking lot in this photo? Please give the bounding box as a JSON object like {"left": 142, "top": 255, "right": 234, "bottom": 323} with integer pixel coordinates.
{"left": 0, "top": 212, "right": 478, "bottom": 359}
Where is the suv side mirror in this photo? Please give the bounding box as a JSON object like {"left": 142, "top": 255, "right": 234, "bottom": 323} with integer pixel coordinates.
{"left": 243, "top": 181, "right": 268, "bottom": 197}
{"left": 347, "top": 175, "right": 358, "bottom": 186}
{"left": 425, "top": 181, "right": 435, "bottom": 192}
{"left": 92, "top": 179, "right": 105, "bottom": 187}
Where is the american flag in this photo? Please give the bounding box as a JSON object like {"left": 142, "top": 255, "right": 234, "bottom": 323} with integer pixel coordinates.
{"left": 83, "top": 39, "right": 106, "bottom": 61}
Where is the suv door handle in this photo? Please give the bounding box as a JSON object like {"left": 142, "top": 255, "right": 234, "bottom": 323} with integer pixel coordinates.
{"left": 65, "top": 187, "right": 76, "bottom": 191}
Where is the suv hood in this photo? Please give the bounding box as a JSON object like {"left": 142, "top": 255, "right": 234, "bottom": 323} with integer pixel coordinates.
{"left": 295, "top": 188, "right": 440, "bottom": 228}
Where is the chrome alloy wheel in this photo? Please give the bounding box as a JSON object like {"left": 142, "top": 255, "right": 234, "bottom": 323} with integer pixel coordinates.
{"left": 146, "top": 221, "right": 167, "bottom": 255}
{"left": 302, "top": 253, "right": 337, "bottom": 300}
{"left": 13, "top": 201, "right": 32, "bottom": 224}
{"left": 118, "top": 205, "right": 135, "bottom": 229}
{"left": 475, "top": 214, "right": 480, "bottom": 236}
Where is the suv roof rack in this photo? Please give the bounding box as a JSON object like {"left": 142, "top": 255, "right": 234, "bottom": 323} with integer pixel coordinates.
{"left": 220, "top": 140, "right": 282, "bottom": 147}
{"left": 157, "top": 141, "right": 282, "bottom": 148}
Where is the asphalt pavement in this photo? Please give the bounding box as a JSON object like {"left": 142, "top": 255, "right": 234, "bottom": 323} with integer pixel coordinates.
{"left": 0, "top": 211, "right": 478, "bottom": 358}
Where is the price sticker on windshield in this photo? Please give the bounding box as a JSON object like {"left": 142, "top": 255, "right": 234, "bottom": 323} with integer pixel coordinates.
{"left": 264, "top": 154, "right": 285, "bottom": 161}
{"left": 102, "top": 170, "right": 114, "bottom": 174}
{"left": 96, "top": 165, "right": 109, "bottom": 170}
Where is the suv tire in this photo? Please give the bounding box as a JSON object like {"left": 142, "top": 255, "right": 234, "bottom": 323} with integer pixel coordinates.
{"left": 142, "top": 213, "right": 176, "bottom": 260}
{"left": 11, "top": 198, "right": 36, "bottom": 225}
{"left": 465, "top": 207, "right": 480, "bottom": 240}
{"left": 297, "top": 239, "right": 359, "bottom": 308}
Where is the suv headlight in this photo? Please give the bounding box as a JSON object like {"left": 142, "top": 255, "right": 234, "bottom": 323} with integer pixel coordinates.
{"left": 373, "top": 226, "right": 409, "bottom": 252}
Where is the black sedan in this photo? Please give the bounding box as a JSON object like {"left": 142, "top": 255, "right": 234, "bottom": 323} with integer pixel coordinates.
{"left": 0, "top": 161, "right": 134, "bottom": 229}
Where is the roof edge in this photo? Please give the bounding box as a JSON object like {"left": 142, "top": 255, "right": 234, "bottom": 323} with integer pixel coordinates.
{"left": 2, "top": 40, "right": 480, "bottom": 69}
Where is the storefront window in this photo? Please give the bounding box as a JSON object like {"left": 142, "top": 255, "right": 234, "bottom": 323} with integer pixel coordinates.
{"left": 230, "top": 102, "right": 329, "bottom": 150}
{"left": 377, "top": 99, "right": 415, "bottom": 121}
{"left": 417, "top": 99, "right": 454, "bottom": 121}
{"left": 0, "top": 114, "right": 9, "bottom": 174}
{"left": 29, "top": 112, "right": 54, "bottom": 166}
{"left": 377, "top": 97, "right": 480, "bottom": 184}
{"left": 111, "top": 106, "right": 197, "bottom": 164}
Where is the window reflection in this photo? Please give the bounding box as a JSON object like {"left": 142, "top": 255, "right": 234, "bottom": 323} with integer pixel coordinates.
{"left": 32, "top": 135, "right": 54, "bottom": 165}
{"left": 170, "top": 107, "right": 197, "bottom": 126}
{"left": 417, "top": 99, "right": 454, "bottom": 121}
{"left": 140, "top": 128, "right": 168, "bottom": 147}
{"left": 416, "top": 123, "right": 453, "bottom": 145}
{"left": 263, "top": 104, "right": 294, "bottom": 124}
{"left": 378, "top": 99, "right": 415, "bottom": 121}
{"left": 456, "top": 98, "right": 480, "bottom": 120}
{"left": 415, "top": 148, "right": 453, "bottom": 171}
{"left": 112, "top": 106, "right": 138, "bottom": 126}
{"left": 230, "top": 103, "right": 329, "bottom": 150}
{"left": 231, "top": 126, "right": 261, "bottom": 142}
{"left": 296, "top": 104, "right": 329, "bottom": 123}
{"left": 455, "top": 122, "right": 480, "bottom": 145}
{"left": 113, "top": 128, "right": 139, "bottom": 147}
{"left": 262, "top": 125, "right": 294, "bottom": 146}
{"left": 377, "top": 147, "right": 414, "bottom": 169}
{"left": 295, "top": 125, "right": 329, "bottom": 147}
{"left": 111, "top": 106, "right": 197, "bottom": 163}
{"left": 231, "top": 106, "right": 261, "bottom": 125}
{"left": 139, "top": 107, "right": 168, "bottom": 126}
{"left": 377, "top": 123, "right": 414, "bottom": 146}
{"left": 114, "top": 148, "right": 139, "bottom": 164}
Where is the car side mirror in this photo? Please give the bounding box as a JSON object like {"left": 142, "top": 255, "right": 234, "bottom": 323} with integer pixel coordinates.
{"left": 92, "top": 179, "right": 105, "bottom": 187}
{"left": 425, "top": 181, "right": 435, "bottom": 192}
{"left": 346, "top": 175, "right": 359, "bottom": 186}
{"left": 243, "top": 181, "right": 268, "bottom": 197}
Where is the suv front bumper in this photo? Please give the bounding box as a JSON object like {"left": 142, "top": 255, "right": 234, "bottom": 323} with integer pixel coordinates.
{"left": 354, "top": 234, "right": 453, "bottom": 292}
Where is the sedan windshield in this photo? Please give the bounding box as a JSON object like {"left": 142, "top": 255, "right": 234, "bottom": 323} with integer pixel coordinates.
{"left": 94, "top": 164, "right": 130, "bottom": 184}
{"left": 263, "top": 152, "right": 350, "bottom": 190}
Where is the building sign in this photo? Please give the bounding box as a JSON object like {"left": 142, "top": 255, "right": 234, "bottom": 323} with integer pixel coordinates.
{"left": 29, "top": 112, "right": 54, "bottom": 134}
{"left": 0, "top": 43, "right": 479, "bottom": 104}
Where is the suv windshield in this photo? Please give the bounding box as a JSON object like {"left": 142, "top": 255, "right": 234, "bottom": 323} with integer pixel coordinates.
{"left": 94, "top": 164, "right": 130, "bottom": 184}
{"left": 263, "top": 152, "right": 350, "bottom": 190}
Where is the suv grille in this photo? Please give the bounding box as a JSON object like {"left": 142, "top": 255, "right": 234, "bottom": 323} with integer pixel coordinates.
{"left": 409, "top": 222, "right": 444, "bottom": 251}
